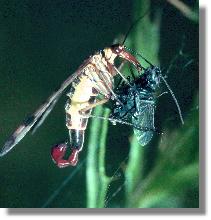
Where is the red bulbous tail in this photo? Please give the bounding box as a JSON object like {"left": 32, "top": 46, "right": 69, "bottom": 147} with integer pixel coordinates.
{"left": 51, "top": 143, "right": 79, "bottom": 168}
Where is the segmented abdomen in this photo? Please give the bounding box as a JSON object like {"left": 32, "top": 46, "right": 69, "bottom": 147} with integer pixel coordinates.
{"left": 65, "top": 54, "right": 114, "bottom": 151}
{"left": 65, "top": 54, "right": 114, "bottom": 130}
{"left": 65, "top": 75, "right": 95, "bottom": 130}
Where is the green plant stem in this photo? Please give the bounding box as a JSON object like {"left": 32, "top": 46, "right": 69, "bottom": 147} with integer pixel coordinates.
{"left": 86, "top": 106, "right": 103, "bottom": 208}
{"left": 125, "top": 135, "right": 144, "bottom": 205}
{"left": 167, "top": 0, "right": 198, "bottom": 22}
{"left": 124, "top": 0, "right": 160, "bottom": 207}
{"left": 86, "top": 106, "right": 111, "bottom": 208}
{"left": 98, "top": 108, "right": 111, "bottom": 208}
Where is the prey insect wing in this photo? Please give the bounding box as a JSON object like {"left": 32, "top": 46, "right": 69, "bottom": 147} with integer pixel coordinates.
{"left": 0, "top": 58, "right": 92, "bottom": 157}
{"left": 132, "top": 99, "right": 155, "bottom": 146}
{"left": 110, "top": 66, "right": 161, "bottom": 146}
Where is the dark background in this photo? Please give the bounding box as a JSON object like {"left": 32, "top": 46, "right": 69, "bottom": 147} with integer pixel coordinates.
{"left": 0, "top": 0, "right": 198, "bottom": 208}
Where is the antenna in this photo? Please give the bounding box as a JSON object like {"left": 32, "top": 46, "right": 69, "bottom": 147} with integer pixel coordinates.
{"left": 122, "top": 7, "right": 151, "bottom": 45}
{"left": 119, "top": 2, "right": 184, "bottom": 125}
{"left": 160, "top": 75, "right": 184, "bottom": 125}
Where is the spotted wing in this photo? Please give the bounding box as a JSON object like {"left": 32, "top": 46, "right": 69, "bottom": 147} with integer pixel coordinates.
{"left": 132, "top": 99, "right": 155, "bottom": 146}
{"left": 0, "top": 58, "right": 91, "bottom": 157}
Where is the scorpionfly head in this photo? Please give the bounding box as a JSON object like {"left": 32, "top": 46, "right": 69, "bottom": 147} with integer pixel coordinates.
{"left": 109, "top": 44, "right": 142, "bottom": 71}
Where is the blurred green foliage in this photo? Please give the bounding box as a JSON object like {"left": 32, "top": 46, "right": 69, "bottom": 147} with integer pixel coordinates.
{"left": 86, "top": 0, "right": 199, "bottom": 208}
{"left": 0, "top": 0, "right": 199, "bottom": 208}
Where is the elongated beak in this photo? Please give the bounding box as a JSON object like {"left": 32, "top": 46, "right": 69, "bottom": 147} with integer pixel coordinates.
{"left": 119, "top": 50, "right": 142, "bottom": 71}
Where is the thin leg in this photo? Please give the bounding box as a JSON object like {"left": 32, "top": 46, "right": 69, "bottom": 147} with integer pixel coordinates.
{"left": 85, "top": 113, "right": 161, "bottom": 134}
{"left": 114, "top": 61, "right": 126, "bottom": 89}
{"left": 97, "top": 70, "right": 124, "bottom": 105}
{"left": 80, "top": 98, "right": 109, "bottom": 113}
{"left": 116, "top": 78, "right": 123, "bottom": 89}
{"left": 93, "top": 61, "right": 127, "bottom": 106}
{"left": 113, "top": 65, "right": 132, "bottom": 87}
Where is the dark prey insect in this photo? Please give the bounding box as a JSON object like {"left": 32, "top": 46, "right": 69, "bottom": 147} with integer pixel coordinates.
{"left": 111, "top": 66, "right": 160, "bottom": 146}
{"left": 0, "top": 44, "right": 143, "bottom": 168}
{"left": 108, "top": 52, "right": 184, "bottom": 146}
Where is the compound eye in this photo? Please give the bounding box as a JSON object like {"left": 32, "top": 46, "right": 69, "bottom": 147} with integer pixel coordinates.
{"left": 111, "top": 44, "right": 120, "bottom": 48}
{"left": 111, "top": 44, "right": 122, "bottom": 54}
